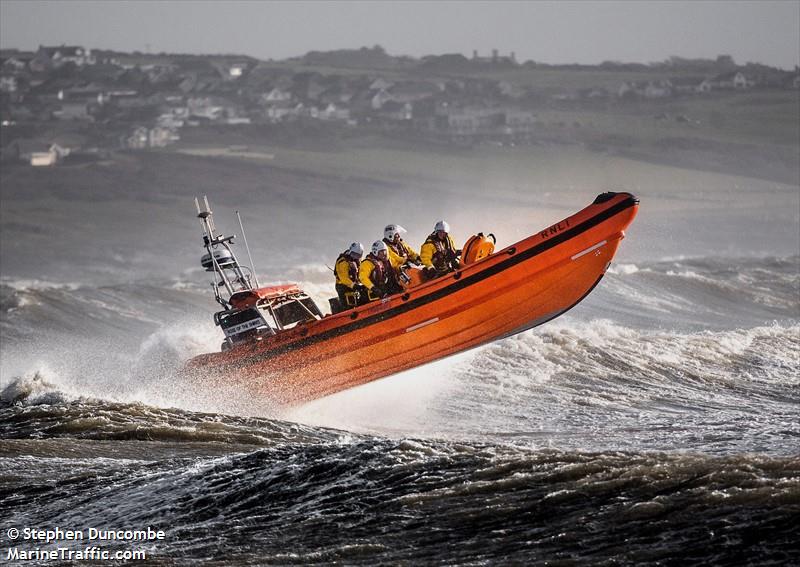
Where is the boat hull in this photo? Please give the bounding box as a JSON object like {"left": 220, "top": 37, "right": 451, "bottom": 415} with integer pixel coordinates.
{"left": 187, "top": 192, "right": 639, "bottom": 405}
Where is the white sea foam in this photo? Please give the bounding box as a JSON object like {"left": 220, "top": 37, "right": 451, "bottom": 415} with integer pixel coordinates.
{"left": 0, "top": 278, "right": 83, "bottom": 292}
{"left": 607, "top": 263, "right": 640, "bottom": 275}
{"left": 0, "top": 368, "right": 78, "bottom": 405}
{"left": 289, "top": 349, "right": 475, "bottom": 438}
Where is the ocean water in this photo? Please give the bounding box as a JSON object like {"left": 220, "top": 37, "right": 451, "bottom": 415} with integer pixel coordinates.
{"left": 2, "top": 252, "right": 798, "bottom": 565}
{"left": 2, "top": 146, "right": 799, "bottom": 564}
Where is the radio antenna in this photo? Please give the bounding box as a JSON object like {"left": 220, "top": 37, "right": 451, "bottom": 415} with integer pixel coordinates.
{"left": 236, "top": 210, "right": 260, "bottom": 288}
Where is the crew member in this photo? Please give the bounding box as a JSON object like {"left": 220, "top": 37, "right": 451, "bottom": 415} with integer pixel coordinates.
{"left": 359, "top": 240, "right": 397, "bottom": 300}
{"left": 334, "top": 242, "right": 365, "bottom": 310}
{"left": 420, "top": 220, "right": 461, "bottom": 278}
{"left": 383, "top": 224, "right": 420, "bottom": 269}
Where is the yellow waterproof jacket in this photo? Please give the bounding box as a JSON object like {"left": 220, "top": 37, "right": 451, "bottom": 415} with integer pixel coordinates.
{"left": 384, "top": 238, "right": 420, "bottom": 269}
{"left": 335, "top": 254, "right": 359, "bottom": 288}
{"left": 358, "top": 256, "right": 381, "bottom": 290}
{"left": 420, "top": 233, "right": 457, "bottom": 269}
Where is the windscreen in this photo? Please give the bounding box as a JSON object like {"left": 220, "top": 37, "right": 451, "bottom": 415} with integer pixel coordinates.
{"left": 274, "top": 297, "right": 321, "bottom": 328}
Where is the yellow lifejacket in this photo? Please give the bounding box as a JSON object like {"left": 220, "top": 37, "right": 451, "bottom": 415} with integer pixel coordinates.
{"left": 335, "top": 253, "right": 359, "bottom": 288}
{"left": 420, "top": 233, "right": 458, "bottom": 273}
{"left": 384, "top": 238, "right": 420, "bottom": 269}
{"left": 358, "top": 254, "right": 390, "bottom": 290}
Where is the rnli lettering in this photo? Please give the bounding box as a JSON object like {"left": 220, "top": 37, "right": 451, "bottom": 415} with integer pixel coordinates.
{"left": 540, "top": 219, "right": 570, "bottom": 239}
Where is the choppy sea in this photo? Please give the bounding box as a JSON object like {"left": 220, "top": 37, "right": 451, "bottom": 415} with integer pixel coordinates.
{"left": 1, "top": 252, "right": 798, "bottom": 565}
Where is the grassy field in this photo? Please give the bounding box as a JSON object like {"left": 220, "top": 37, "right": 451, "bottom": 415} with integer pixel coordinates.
{"left": 442, "top": 67, "right": 704, "bottom": 91}
{"left": 265, "top": 60, "right": 799, "bottom": 149}
{"left": 545, "top": 91, "right": 799, "bottom": 147}
{"left": 171, "top": 85, "right": 799, "bottom": 186}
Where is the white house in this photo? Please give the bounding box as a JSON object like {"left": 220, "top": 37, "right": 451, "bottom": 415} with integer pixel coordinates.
{"left": 148, "top": 127, "right": 180, "bottom": 147}
{"left": 227, "top": 62, "right": 248, "bottom": 79}
{"left": 35, "top": 45, "right": 94, "bottom": 67}
{"left": 262, "top": 88, "right": 292, "bottom": 103}
{"left": 669, "top": 77, "right": 709, "bottom": 95}
{"left": 319, "top": 103, "right": 351, "bottom": 121}
{"left": 709, "top": 71, "right": 750, "bottom": 90}
{"left": 369, "top": 78, "right": 394, "bottom": 91}
{"left": 0, "top": 76, "right": 18, "bottom": 93}
{"left": 644, "top": 80, "right": 672, "bottom": 99}
{"left": 618, "top": 80, "right": 673, "bottom": 99}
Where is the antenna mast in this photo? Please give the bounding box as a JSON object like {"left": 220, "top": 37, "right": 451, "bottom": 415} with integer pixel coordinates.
{"left": 236, "top": 210, "right": 261, "bottom": 288}
{"left": 194, "top": 196, "right": 254, "bottom": 308}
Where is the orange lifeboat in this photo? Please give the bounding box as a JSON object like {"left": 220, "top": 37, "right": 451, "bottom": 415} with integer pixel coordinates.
{"left": 186, "top": 192, "right": 639, "bottom": 405}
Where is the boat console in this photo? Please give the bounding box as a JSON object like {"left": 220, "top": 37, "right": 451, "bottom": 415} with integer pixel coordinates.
{"left": 194, "top": 196, "right": 322, "bottom": 351}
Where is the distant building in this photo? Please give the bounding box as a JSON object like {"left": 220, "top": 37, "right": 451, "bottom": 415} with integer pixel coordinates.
{"left": 262, "top": 88, "right": 292, "bottom": 103}
{"left": 644, "top": 80, "right": 672, "bottom": 99}
{"left": 1, "top": 51, "right": 35, "bottom": 72}
{"left": 472, "top": 49, "right": 517, "bottom": 65}
{"left": 370, "top": 82, "right": 438, "bottom": 110}
{"left": 187, "top": 96, "right": 233, "bottom": 120}
{"left": 369, "top": 78, "right": 394, "bottom": 91}
{"left": 319, "top": 103, "right": 351, "bottom": 121}
{"left": 371, "top": 89, "right": 393, "bottom": 109}
{"left": 618, "top": 80, "right": 673, "bottom": 99}
{"left": 0, "top": 76, "right": 18, "bottom": 93}
{"left": 440, "top": 106, "right": 505, "bottom": 135}
{"left": 54, "top": 102, "right": 92, "bottom": 121}
{"left": 149, "top": 126, "right": 180, "bottom": 147}
{"left": 32, "top": 45, "right": 94, "bottom": 70}
{"left": 226, "top": 62, "right": 249, "bottom": 79}
{"left": 709, "top": 71, "right": 751, "bottom": 90}
{"left": 126, "top": 126, "right": 149, "bottom": 149}
{"left": 124, "top": 126, "right": 179, "bottom": 149}
{"left": 668, "top": 77, "right": 709, "bottom": 95}
{"left": 376, "top": 101, "right": 412, "bottom": 121}
{"left": 265, "top": 102, "right": 300, "bottom": 122}
{"left": 6, "top": 139, "right": 70, "bottom": 166}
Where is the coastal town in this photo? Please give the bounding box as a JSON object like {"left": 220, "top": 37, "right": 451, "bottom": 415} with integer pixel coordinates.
{"left": 1, "top": 44, "right": 798, "bottom": 167}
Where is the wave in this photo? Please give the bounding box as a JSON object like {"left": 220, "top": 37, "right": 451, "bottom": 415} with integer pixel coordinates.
{"left": 1, "top": 255, "right": 797, "bottom": 454}
{"left": 413, "top": 319, "right": 800, "bottom": 454}
{"left": 2, "top": 434, "right": 797, "bottom": 565}
{"left": 294, "top": 318, "right": 799, "bottom": 454}
{"left": 590, "top": 255, "right": 799, "bottom": 330}
{"left": 2, "top": 256, "right": 795, "bottom": 341}
{"left": 5, "top": 317, "right": 795, "bottom": 454}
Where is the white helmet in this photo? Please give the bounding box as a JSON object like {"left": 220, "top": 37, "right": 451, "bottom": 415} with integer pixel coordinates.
{"left": 384, "top": 224, "right": 407, "bottom": 240}
{"left": 348, "top": 242, "right": 364, "bottom": 257}
{"left": 434, "top": 220, "right": 450, "bottom": 233}
{"left": 371, "top": 240, "right": 388, "bottom": 255}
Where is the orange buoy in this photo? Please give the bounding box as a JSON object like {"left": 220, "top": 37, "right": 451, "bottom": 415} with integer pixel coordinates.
{"left": 460, "top": 232, "right": 496, "bottom": 267}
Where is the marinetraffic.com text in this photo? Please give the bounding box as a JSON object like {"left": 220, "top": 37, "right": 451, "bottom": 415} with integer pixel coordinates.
{"left": 5, "top": 526, "right": 165, "bottom": 562}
